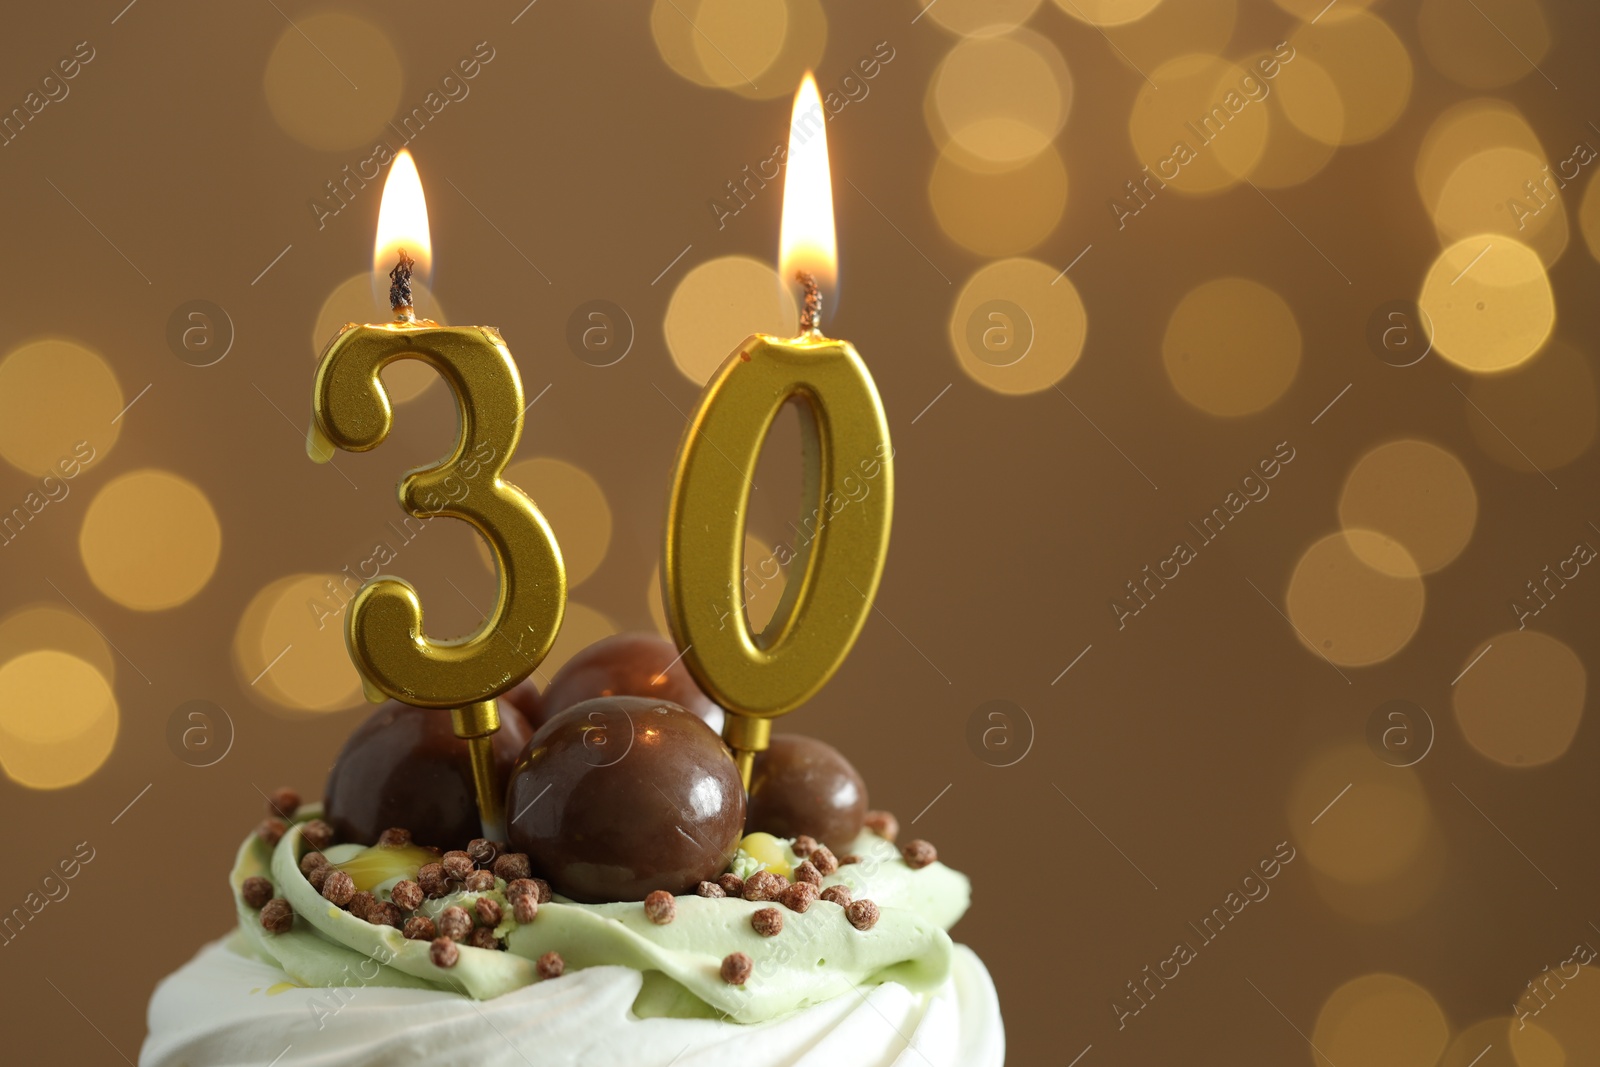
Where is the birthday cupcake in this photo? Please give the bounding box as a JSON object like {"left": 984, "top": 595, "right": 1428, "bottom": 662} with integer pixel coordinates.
{"left": 141, "top": 633, "right": 1004, "bottom": 1066}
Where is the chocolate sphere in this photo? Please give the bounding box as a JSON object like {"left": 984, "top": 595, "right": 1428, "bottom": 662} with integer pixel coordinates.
{"left": 498, "top": 676, "right": 543, "bottom": 726}
{"left": 506, "top": 697, "right": 744, "bottom": 903}
{"left": 538, "top": 632, "right": 723, "bottom": 736}
{"left": 324, "top": 698, "right": 533, "bottom": 851}
{"left": 746, "top": 734, "right": 867, "bottom": 850}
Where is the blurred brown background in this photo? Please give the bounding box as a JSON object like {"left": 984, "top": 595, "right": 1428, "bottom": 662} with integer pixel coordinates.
{"left": 2, "top": 0, "right": 1599, "bottom": 1063}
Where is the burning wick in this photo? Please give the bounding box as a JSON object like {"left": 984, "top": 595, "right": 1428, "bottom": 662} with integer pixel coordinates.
{"left": 797, "top": 271, "right": 822, "bottom": 336}
{"left": 390, "top": 249, "right": 416, "bottom": 322}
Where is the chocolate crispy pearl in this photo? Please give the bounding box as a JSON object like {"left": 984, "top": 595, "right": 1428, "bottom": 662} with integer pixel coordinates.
{"left": 746, "top": 735, "right": 867, "bottom": 851}
{"left": 536, "top": 632, "right": 724, "bottom": 736}
{"left": 505, "top": 697, "right": 745, "bottom": 903}
{"left": 323, "top": 698, "right": 533, "bottom": 852}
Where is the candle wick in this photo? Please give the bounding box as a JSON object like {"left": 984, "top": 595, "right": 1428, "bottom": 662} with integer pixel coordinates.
{"left": 390, "top": 249, "right": 416, "bottom": 323}
{"left": 796, "top": 271, "right": 822, "bottom": 336}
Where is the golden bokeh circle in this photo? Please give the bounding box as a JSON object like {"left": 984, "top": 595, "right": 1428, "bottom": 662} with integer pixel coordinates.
{"left": 1269, "top": 0, "right": 1375, "bottom": 15}
{"left": 0, "top": 650, "right": 118, "bottom": 789}
{"left": 665, "top": 256, "right": 797, "bottom": 385}
{"left": 1250, "top": 52, "right": 1338, "bottom": 189}
{"left": 1312, "top": 974, "right": 1450, "bottom": 1067}
{"left": 0, "top": 339, "right": 121, "bottom": 477}
{"left": 921, "top": 0, "right": 1043, "bottom": 36}
{"left": 543, "top": 601, "right": 619, "bottom": 677}
{"left": 0, "top": 604, "right": 115, "bottom": 686}
{"left": 1338, "top": 440, "right": 1477, "bottom": 575}
{"left": 263, "top": 12, "right": 401, "bottom": 152}
{"left": 1419, "top": 236, "right": 1554, "bottom": 374}
{"left": 1433, "top": 146, "right": 1568, "bottom": 266}
{"left": 1288, "top": 9, "right": 1412, "bottom": 145}
{"left": 1515, "top": 966, "right": 1600, "bottom": 1064}
{"left": 497, "top": 458, "right": 612, "bottom": 589}
{"left": 926, "top": 29, "right": 1072, "bottom": 167}
{"left": 1466, "top": 339, "right": 1597, "bottom": 472}
{"left": 929, "top": 144, "right": 1068, "bottom": 256}
{"left": 652, "top": 0, "right": 821, "bottom": 97}
{"left": 1287, "top": 531, "right": 1425, "bottom": 667}
{"left": 692, "top": 0, "right": 791, "bottom": 91}
{"left": 1416, "top": 99, "right": 1542, "bottom": 213}
{"left": 1579, "top": 170, "right": 1600, "bottom": 263}
{"left": 314, "top": 272, "right": 448, "bottom": 404}
{"left": 1419, "top": 0, "right": 1552, "bottom": 90}
{"left": 1453, "top": 631, "right": 1585, "bottom": 767}
{"left": 1439, "top": 1019, "right": 1520, "bottom": 1067}
{"left": 1129, "top": 54, "right": 1269, "bottom": 195}
{"left": 234, "top": 574, "right": 364, "bottom": 714}
{"left": 1290, "top": 744, "right": 1433, "bottom": 885}
{"left": 1307, "top": 827, "right": 1446, "bottom": 925}
{"left": 1274, "top": 54, "right": 1346, "bottom": 145}
{"left": 79, "top": 470, "right": 221, "bottom": 612}
{"left": 1051, "top": 0, "right": 1164, "bottom": 27}
{"left": 948, "top": 257, "right": 1088, "bottom": 395}
{"left": 1162, "top": 278, "right": 1300, "bottom": 416}
{"left": 729, "top": 0, "right": 826, "bottom": 101}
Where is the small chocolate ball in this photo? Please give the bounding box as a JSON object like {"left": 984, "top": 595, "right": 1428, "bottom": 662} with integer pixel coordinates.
{"left": 537, "top": 632, "right": 723, "bottom": 735}
{"left": 506, "top": 697, "right": 744, "bottom": 903}
{"left": 324, "top": 698, "right": 533, "bottom": 852}
{"left": 746, "top": 734, "right": 867, "bottom": 850}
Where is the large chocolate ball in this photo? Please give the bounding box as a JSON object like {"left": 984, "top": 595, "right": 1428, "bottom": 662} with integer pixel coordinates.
{"left": 746, "top": 734, "right": 867, "bottom": 850}
{"left": 538, "top": 632, "right": 723, "bottom": 736}
{"left": 506, "top": 697, "right": 745, "bottom": 903}
{"left": 324, "top": 698, "right": 533, "bottom": 851}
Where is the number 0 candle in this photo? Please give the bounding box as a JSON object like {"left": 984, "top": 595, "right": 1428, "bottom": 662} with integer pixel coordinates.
{"left": 307, "top": 150, "right": 566, "bottom": 839}
{"left": 663, "top": 74, "right": 895, "bottom": 788}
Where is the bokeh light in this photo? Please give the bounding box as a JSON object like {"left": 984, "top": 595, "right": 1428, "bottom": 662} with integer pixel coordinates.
{"left": 1051, "top": 0, "right": 1163, "bottom": 27}
{"left": 1287, "top": 9, "right": 1412, "bottom": 145}
{"left": 0, "top": 604, "right": 115, "bottom": 686}
{"left": 1274, "top": 54, "right": 1346, "bottom": 145}
{"left": 665, "top": 256, "right": 797, "bottom": 385}
{"left": 1453, "top": 631, "right": 1585, "bottom": 767}
{"left": 79, "top": 470, "right": 221, "bottom": 612}
{"left": 1438, "top": 1018, "right": 1519, "bottom": 1067}
{"left": 1466, "top": 339, "right": 1597, "bottom": 472}
{"left": 925, "top": 29, "right": 1072, "bottom": 168}
{"left": 651, "top": 0, "right": 824, "bottom": 98}
{"left": 1269, "top": 0, "right": 1375, "bottom": 15}
{"left": 263, "top": 12, "right": 401, "bottom": 152}
{"left": 1416, "top": 99, "right": 1543, "bottom": 213}
{"left": 1419, "top": 235, "right": 1554, "bottom": 373}
{"left": 1432, "top": 146, "right": 1568, "bottom": 266}
{"left": 1338, "top": 440, "right": 1477, "bottom": 574}
{"left": 1162, "top": 278, "right": 1300, "bottom": 416}
{"left": 543, "top": 601, "right": 618, "bottom": 677}
{"left": 495, "top": 458, "right": 613, "bottom": 588}
{"left": 314, "top": 272, "right": 447, "bottom": 404}
{"left": 0, "top": 339, "right": 121, "bottom": 477}
{"left": 1290, "top": 744, "right": 1434, "bottom": 887}
{"left": 1311, "top": 974, "right": 1450, "bottom": 1067}
{"left": 1514, "top": 965, "right": 1600, "bottom": 1064}
{"left": 948, "top": 257, "right": 1087, "bottom": 395}
{"left": 0, "top": 650, "right": 118, "bottom": 789}
{"left": 1418, "top": 0, "right": 1552, "bottom": 90}
{"left": 929, "top": 144, "right": 1068, "bottom": 256}
{"left": 1287, "top": 531, "right": 1425, "bottom": 667}
{"left": 1129, "top": 54, "right": 1269, "bottom": 195}
{"left": 1579, "top": 170, "right": 1600, "bottom": 262}
{"left": 234, "top": 574, "right": 364, "bottom": 714}
{"left": 1249, "top": 50, "right": 1338, "bottom": 188}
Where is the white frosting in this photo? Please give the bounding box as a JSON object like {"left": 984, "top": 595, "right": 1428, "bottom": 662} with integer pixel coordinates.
{"left": 141, "top": 937, "right": 1004, "bottom": 1067}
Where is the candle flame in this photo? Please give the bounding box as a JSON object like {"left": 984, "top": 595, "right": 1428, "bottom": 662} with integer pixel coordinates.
{"left": 779, "top": 72, "right": 837, "bottom": 300}
{"left": 374, "top": 149, "right": 432, "bottom": 282}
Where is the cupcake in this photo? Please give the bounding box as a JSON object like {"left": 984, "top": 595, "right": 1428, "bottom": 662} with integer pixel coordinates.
{"left": 142, "top": 634, "right": 1003, "bottom": 1066}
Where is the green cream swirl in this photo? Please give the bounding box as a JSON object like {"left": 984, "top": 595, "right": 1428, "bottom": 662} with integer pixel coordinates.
{"left": 229, "top": 814, "right": 970, "bottom": 1024}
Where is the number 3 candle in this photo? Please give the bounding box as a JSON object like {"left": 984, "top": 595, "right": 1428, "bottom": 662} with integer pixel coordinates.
{"left": 663, "top": 74, "right": 895, "bottom": 788}
{"left": 308, "top": 151, "right": 566, "bottom": 838}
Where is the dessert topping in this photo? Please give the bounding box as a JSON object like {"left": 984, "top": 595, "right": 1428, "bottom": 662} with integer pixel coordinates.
{"left": 845, "top": 899, "right": 880, "bottom": 931}
{"left": 644, "top": 890, "right": 677, "bottom": 924}
{"left": 536, "top": 951, "right": 564, "bottom": 979}
{"left": 429, "top": 937, "right": 459, "bottom": 968}
{"left": 241, "top": 876, "right": 274, "bottom": 909}
{"left": 751, "top": 907, "right": 784, "bottom": 937}
{"left": 260, "top": 898, "right": 293, "bottom": 934}
{"left": 902, "top": 839, "right": 937, "bottom": 869}
{"left": 720, "top": 952, "right": 753, "bottom": 985}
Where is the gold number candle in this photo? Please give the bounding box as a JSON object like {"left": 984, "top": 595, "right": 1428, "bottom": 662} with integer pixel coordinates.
{"left": 664, "top": 74, "right": 894, "bottom": 787}
{"left": 309, "top": 151, "right": 566, "bottom": 837}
